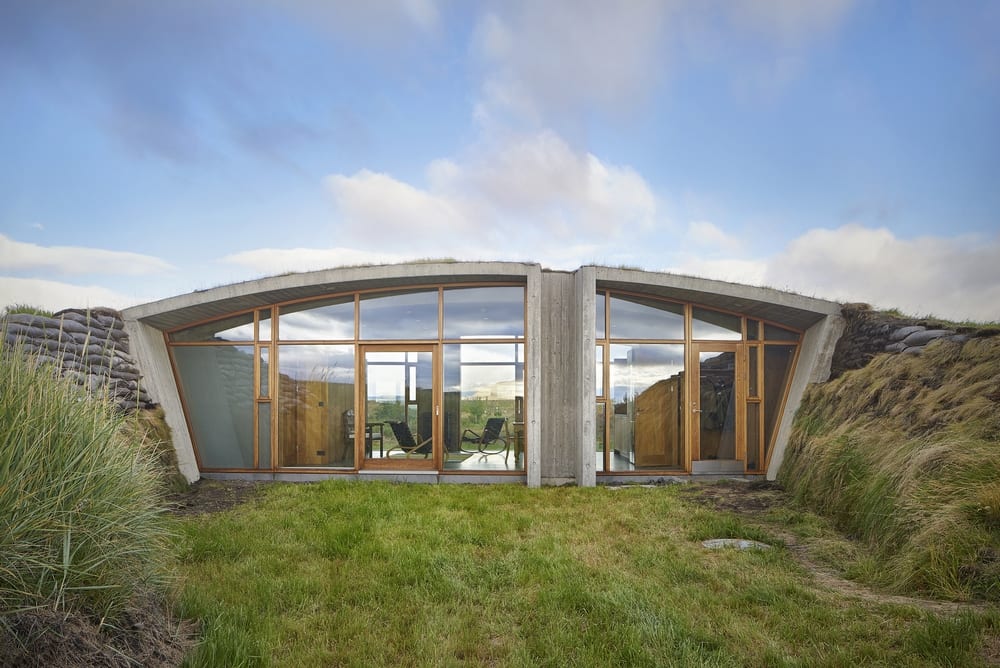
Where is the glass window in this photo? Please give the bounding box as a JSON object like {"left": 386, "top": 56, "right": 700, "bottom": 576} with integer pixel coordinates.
{"left": 746, "top": 319, "right": 760, "bottom": 341}
{"left": 442, "top": 343, "right": 524, "bottom": 471}
{"left": 173, "top": 346, "right": 255, "bottom": 468}
{"left": 595, "top": 402, "right": 606, "bottom": 472}
{"left": 169, "top": 313, "right": 255, "bottom": 343}
{"left": 747, "top": 346, "right": 759, "bottom": 398}
{"left": 596, "top": 292, "right": 606, "bottom": 339}
{"left": 443, "top": 286, "right": 524, "bottom": 339}
{"left": 746, "top": 402, "right": 760, "bottom": 471}
{"left": 764, "top": 323, "right": 801, "bottom": 341}
{"left": 763, "top": 345, "right": 797, "bottom": 461}
{"left": 277, "top": 345, "right": 356, "bottom": 468}
{"left": 258, "top": 403, "right": 272, "bottom": 469}
{"left": 360, "top": 290, "right": 438, "bottom": 340}
{"left": 609, "top": 295, "right": 684, "bottom": 340}
{"left": 279, "top": 296, "right": 354, "bottom": 341}
{"left": 595, "top": 345, "right": 604, "bottom": 397}
{"left": 258, "top": 309, "right": 272, "bottom": 341}
{"left": 692, "top": 307, "right": 741, "bottom": 340}
{"left": 259, "top": 347, "right": 270, "bottom": 399}
{"left": 608, "top": 343, "right": 685, "bottom": 470}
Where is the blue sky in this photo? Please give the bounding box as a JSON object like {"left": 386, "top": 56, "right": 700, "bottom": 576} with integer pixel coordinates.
{"left": 1, "top": 0, "right": 998, "bottom": 321}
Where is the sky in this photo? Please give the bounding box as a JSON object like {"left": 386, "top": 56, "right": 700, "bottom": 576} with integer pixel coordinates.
{"left": 1, "top": 0, "right": 998, "bottom": 322}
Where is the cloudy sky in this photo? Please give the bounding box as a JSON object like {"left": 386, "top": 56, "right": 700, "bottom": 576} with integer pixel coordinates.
{"left": 1, "top": 0, "right": 998, "bottom": 321}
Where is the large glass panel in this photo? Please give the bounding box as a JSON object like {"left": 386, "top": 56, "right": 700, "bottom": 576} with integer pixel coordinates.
{"left": 360, "top": 290, "right": 438, "bottom": 340}
{"left": 442, "top": 343, "right": 524, "bottom": 471}
{"left": 697, "top": 351, "right": 737, "bottom": 460}
{"left": 609, "top": 295, "right": 684, "bottom": 340}
{"left": 596, "top": 292, "right": 606, "bottom": 339}
{"left": 443, "top": 286, "right": 524, "bottom": 339}
{"left": 169, "top": 313, "right": 255, "bottom": 343}
{"left": 747, "top": 346, "right": 759, "bottom": 398}
{"left": 258, "top": 403, "right": 272, "bottom": 469}
{"left": 595, "top": 402, "right": 606, "bottom": 472}
{"left": 279, "top": 296, "right": 354, "bottom": 341}
{"left": 277, "top": 345, "right": 356, "bottom": 467}
{"left": 366, "top": 350, "right": 434, "bottom": 460}
{"left": 763, "top": 345, "right": 797, "bottom": 462}
{"left": 608, "top": 343, "right": 685, "bottom": 471}
{"left": 764, "top": 323, "right": 801, "bottom": 341}
{"left": 173, "top": 346, "right": 255, "bottom": 468}
{"left": 692, "top": 307, "right": 741, "bottom": 341}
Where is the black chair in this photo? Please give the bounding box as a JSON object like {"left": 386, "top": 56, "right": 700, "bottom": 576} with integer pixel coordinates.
{"left": 461, "top": 417, "right": 508, "bottom": 455}
{"left": 384, "top": 420, "right": 433, "bottom": 458}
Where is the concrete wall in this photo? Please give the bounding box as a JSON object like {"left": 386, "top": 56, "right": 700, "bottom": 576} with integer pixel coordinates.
{"left": 765, "top": 312, "right": 845, "bottom": 480}
{"left": 123, "top": 319, "right": 200, "bottom": 482}
{"left": 538, "top": 271, "right": 580, "bottom": 485}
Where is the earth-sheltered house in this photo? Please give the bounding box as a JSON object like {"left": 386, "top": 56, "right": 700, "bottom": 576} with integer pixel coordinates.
{"left": 121, "top": 262, "right": 843, "bottom": 487}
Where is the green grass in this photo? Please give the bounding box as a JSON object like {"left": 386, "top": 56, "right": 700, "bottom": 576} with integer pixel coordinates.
{"left": 175, "top": 482, "right": 998, "bottom": 667}
{"left": 780, "top": 336, "right": 1000, "bottom": 600}
{"left": 0, "top": 346, "right": 173, "bottom": 618}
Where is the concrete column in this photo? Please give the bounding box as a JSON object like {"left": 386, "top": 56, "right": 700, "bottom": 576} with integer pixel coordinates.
{"left": 576, "top": 267, "right": 597, "bottom": 487}
{"left": 123, "top": 320, "right": 200, "bottom": 483}
{"left": 766, "top": 312, "right": 845, "bottom": 479}
{"left": 525, "top": 265, "right": 543, "bottom": 488}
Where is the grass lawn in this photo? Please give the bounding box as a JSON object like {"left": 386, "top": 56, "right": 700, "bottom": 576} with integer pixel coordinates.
{"left": 175, "top": 481, "right": 997, "bottom": 667}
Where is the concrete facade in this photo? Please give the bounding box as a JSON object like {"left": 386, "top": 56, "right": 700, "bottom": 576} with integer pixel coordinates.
{"left": 122, "top": 261, "right": 843, "bottom": 487}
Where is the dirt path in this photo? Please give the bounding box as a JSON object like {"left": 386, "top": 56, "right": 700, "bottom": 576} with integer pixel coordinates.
{"left": 677, "top": 480, "right": 996, "bottom": 616}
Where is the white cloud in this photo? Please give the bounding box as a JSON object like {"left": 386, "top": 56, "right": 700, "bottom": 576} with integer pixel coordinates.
{"left": 763, "top": 224, "right": 1000, "bottom": 321}
{"left": 686, "top": 221, "right": 743, "bottom": 253}
{"left": 665, "top": 223, "right": 1000, "bottom": 322}
{"left": 0, "top": 235, "right": 174, "bottom": 276}
{"left": 0, "top": 277, "right": 152, "bottom": 312}
{"left": 473, "top": 1, "right": 672, "bottom": 124}
{"left": 325, "top": 131, "right": 658, "bottom": 254}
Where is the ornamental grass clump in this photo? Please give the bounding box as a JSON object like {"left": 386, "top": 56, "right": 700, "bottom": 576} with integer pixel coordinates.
{"left": 0, "top": 345, "right": 172, "bottom": 618}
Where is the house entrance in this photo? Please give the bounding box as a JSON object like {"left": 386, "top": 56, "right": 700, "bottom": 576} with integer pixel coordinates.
{"left": 692, "top": 344, "right": 744, "bottom": 471}
{"left": 359, "top": 346, "right": 438, "bottom": 470}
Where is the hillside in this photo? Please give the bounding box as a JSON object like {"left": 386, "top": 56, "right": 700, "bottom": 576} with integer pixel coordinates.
{"left": 780, "top": 309, "right": 1000, "bottom": 600}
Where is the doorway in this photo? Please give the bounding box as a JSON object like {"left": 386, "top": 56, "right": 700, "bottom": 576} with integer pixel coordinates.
{"left": 692, "top": 344, "right": 744, "bottom": 469}
{"left": 360, "top": 346, "right": 438, "bottom": 470}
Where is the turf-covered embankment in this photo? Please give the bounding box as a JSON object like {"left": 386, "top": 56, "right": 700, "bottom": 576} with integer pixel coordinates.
{"left": 779, "top": 333, "right": 1000, "bottom": 600}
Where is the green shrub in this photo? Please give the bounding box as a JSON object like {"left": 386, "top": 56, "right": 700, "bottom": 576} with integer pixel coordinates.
{"left": 0, "top": 347, "right": 172, "bottom": 618}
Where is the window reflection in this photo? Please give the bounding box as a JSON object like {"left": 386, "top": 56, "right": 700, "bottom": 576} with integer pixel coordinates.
{"left": 279, "top": 297, "right": 354, "bottom": 341}
{"left": 173, "top": 346, "right": 255, "bottom": 467}
{"left": 170, "top": 312, "right": 255, "bottom": 342}
{"left": 443, "top": 287, "right": 524, "bottom": 339}
{"left": 608, "top": 343, "right": 685, "bottom": 470}
{"left": 609, "top": 295, "right": 684, "bottom": 340}
{"left": 692, "top": 307, "right": 741, "bottom": 340}
{"left": 360, "top": 290, "right": 438, "bottom": 340}
{"left": 443, "top": 343, "right": 524, "bottom": 471}
{"left": 277, "top": 345, "right": 356, "bottom": 468}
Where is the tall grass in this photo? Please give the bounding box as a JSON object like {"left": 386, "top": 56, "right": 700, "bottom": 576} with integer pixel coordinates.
{"left": 780, "top": 337, "right": 1000, "bottom": 600}
{"left": 0, "top": 346, "right": 173, "bottom": 618}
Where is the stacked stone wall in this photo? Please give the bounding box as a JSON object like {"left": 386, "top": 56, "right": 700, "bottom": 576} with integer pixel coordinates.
{"left": 830, "top": 303, "right": 997, "bottom": 379}
{"left": 1, "top": 308, "right": 155, "bottom": 412}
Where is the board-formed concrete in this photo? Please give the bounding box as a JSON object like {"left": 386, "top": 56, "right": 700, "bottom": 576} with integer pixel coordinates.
{"left": 122, "top": 261, "right": 843, "bottom": 486}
